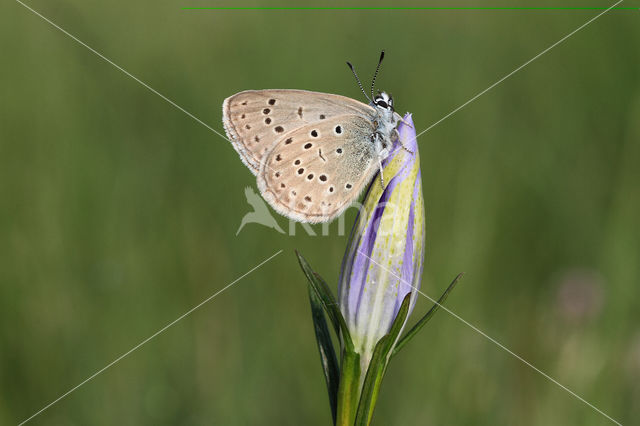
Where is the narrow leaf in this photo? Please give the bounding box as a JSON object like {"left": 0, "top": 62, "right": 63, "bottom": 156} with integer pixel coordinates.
{"left": 355, "top": 338, "right": 388, "bottom": 426}
{"left": 296, "top": 250, "right": 354, "bottom": 351}
{"left": 308, "top": 285, "right": 340, "bottom": 425}
{"left": 336, "top": 350, "right": 360, "bottom": 426}
{"left": 392, "top": 273, "right": 463, "bottom": 357}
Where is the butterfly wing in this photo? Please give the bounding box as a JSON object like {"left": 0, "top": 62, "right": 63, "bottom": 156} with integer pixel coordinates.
{"left": 257, "top": 114, "right": 379, "bottom": 223}
{"left": 222, "top": 89, "right": 375, "bottom": 175}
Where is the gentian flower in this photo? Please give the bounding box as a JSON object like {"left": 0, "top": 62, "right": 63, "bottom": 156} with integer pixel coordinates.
{"left": 338, "top": 113, "right": 425, "bottom": 374}
{"left": 297, "top": 113, "right": 458, "bottom": 425}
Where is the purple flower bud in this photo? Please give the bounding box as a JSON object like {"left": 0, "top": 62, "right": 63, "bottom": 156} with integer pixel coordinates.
{"left": 338, "top": 114, "right": 425, "bottom": 371}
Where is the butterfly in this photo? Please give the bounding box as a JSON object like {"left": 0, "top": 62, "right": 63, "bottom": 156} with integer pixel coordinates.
{"left": 222, "top": 51, "right": 407, "bottom": 224}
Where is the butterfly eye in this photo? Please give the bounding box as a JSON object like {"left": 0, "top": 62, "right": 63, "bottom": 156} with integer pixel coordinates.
{"left": 376, "top": 100, "right": 388, "bottom": 109}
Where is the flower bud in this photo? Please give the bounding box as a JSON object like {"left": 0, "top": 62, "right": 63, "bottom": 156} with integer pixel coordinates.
{"left": 339, "top": 114, "right": 425, "bottom": 371}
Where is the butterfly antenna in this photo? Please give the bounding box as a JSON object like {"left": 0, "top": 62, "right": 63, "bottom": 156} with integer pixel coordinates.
{"left": 370, "top": 50, "right": 385, "bottom": 100}
{"left": 346, "top": 61, "right": 372, "bottom": 102}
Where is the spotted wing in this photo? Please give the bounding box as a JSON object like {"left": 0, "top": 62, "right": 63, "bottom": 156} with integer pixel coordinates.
{"left": 222, "top": 89, "right": 375, "bottom": 175}
{"left": 257, "top": 114, "right": 378, "bottom": 223}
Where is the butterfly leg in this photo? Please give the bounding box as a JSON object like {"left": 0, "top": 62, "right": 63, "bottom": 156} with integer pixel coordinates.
{"left": 393, "top": 129, "right": 414, "bottom": 154}
{"left": 378, "top": 158, "right": 386, "bottom": 188}
{"left": 372, "top": 132, "right": 388, "bottom": 188}
{"left": 399, "top": 116, "right": 414, "bottom": 128}
{"left": 401, "top": 142, "right": 415, "bottom": 155}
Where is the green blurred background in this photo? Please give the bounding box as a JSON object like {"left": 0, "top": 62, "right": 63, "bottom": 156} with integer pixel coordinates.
{"left": 2, "top": 1, "right": 639, "bottom": 424}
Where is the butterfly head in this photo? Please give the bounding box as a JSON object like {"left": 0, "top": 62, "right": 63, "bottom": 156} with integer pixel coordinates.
{"left": 373, "top": 91, "right": 394, "bottom": 112}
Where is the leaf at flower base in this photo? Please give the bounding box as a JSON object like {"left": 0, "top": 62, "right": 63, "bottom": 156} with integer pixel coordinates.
{"left": 336, "top": 350, "right": 360, "bottom": 426}
{"left": 391, "top": 273, "right": 464, "bottom": 357}
{"left": 354, "top": 292, "right": 412, "bottom": 426}
{"left": 308, "top": 284, "right": 340, "bottom": 425}
{"left": 296, "top": 250, "right": 355, "bottom": 351}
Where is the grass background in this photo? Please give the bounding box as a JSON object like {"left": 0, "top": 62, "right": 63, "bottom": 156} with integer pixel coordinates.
{"left": 2, "top": 0, "right": 639, "bottom": 424}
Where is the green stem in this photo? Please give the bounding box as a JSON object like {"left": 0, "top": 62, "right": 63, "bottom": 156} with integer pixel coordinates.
{"left": 336, "top": 350, "right": 360, "bottom": 426}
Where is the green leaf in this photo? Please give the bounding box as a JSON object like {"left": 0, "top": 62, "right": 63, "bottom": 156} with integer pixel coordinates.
{"left": 354, "top": 293, "right": 413, "bottom": 426}
{"left": 308, "top": 284, "right": 340, "bottom": 425}
{"left": 391, "top": 273, "right": 463, "bottom": 357}
{"left": 296, "top": 250, "right": 354, "bottom": 351}
{"left": 336, "top": 350, "right": 360, "bottom": 426}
